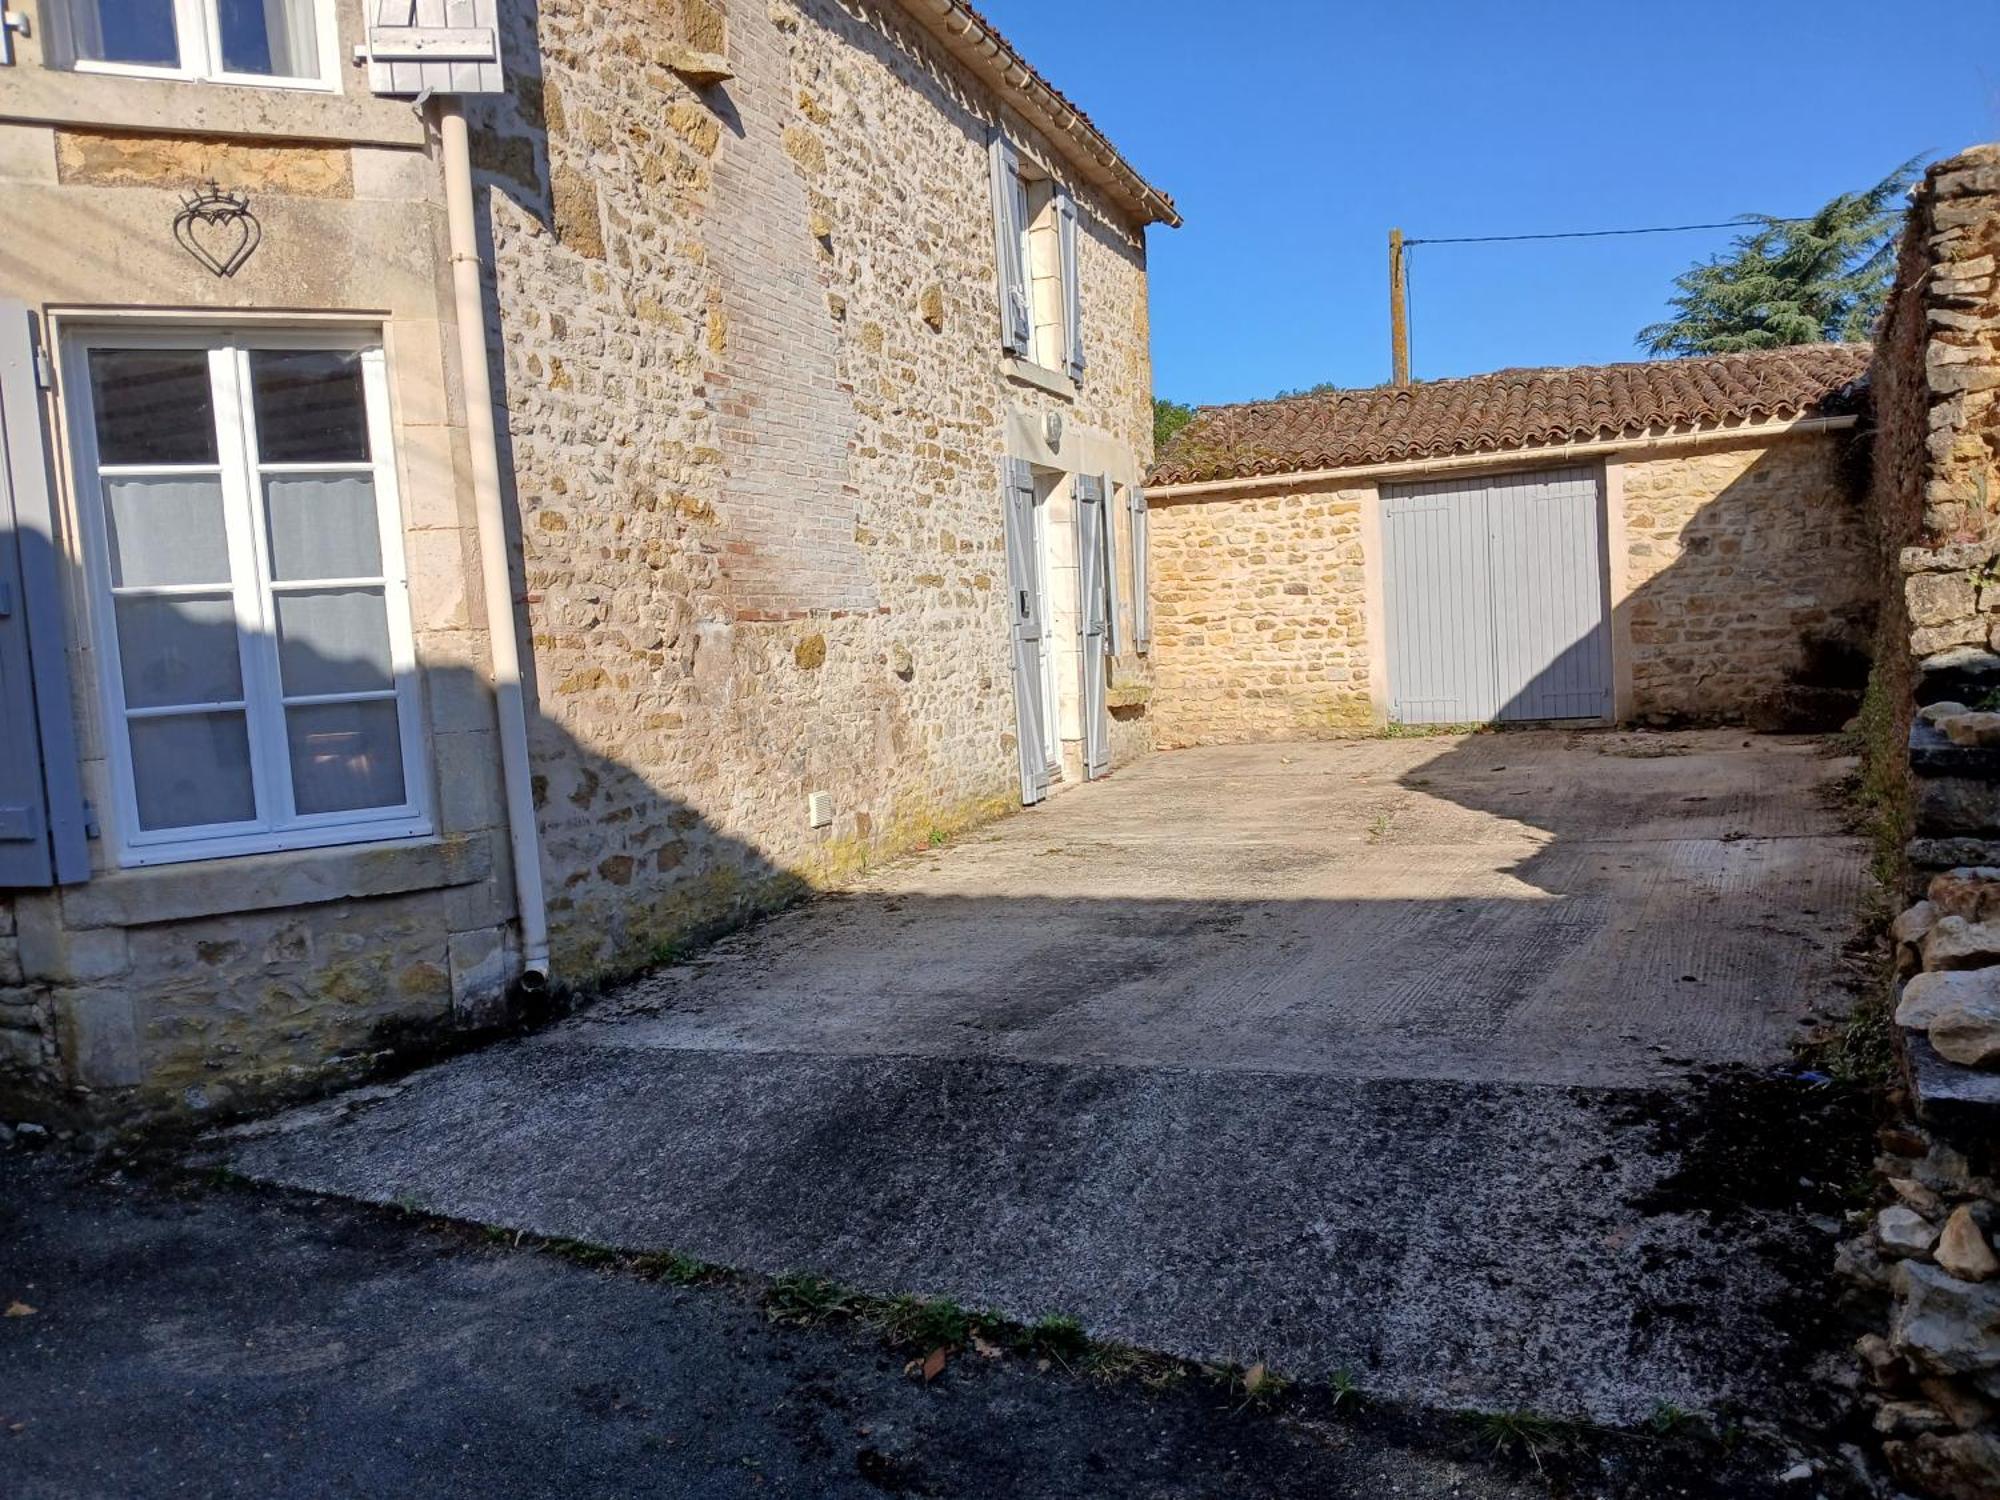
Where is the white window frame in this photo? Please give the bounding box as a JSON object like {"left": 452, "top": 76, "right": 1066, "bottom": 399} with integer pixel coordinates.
{"left": 1016, "top": 169, "right": 1068, "bottom": 377}
{"left": 62, "top": 324, "right": 430, "bottom": 869}
{"left": 62, "top": 0, "right": 342, "bottom": 92}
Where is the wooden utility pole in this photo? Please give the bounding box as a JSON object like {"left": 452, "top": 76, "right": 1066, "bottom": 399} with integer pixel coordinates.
{"left": 1389, "top": 228, "right": 1411, "bottom": 387}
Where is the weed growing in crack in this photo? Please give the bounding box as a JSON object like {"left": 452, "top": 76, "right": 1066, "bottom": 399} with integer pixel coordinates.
{"left": 1646, "top": 1400, "right": 1697, "bottom": 1436}
{"left": 1474, "top": 1408, "right": 1559, "bottom": 1462}
{"left": 875, "top": 1294, "right": 972, "bottom": 1350}
{"left": 631, "top": 1250, "right": 726, "bottom": 1286}
{"left": 1080, "top": 1341, "right": 1187, "bottom": 1390}
{"left": 1225, "top": 1361, "right": 1290, "bottom": 1412}
{"left": 764, "top": 1272, "right": 869, "bottom": 1327}
{"left": 1024, "top": 1313, "right": 1090, "bottom": 1363}
{"left": 1328, "top": 1368, "right": 1365, "bottom": 1410}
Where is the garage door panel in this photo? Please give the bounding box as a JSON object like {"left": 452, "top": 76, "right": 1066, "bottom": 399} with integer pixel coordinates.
{"left": 1384, "top": 467, "right": 1609, "bottom": 725}
{"left": 1486, "top": 468, "right": 1611, "bottom": 722}
{"left": 1383, "top": 477, "right": 1497, "bottom": 723}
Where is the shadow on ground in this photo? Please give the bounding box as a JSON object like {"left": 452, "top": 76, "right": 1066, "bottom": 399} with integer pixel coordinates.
{"left": 200, "top": 732, "right": 1877, "bottom": 1435}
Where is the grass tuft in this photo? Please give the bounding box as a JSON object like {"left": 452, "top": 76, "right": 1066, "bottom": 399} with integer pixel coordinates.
{"left": 764, "top": 1272, "right": 869, "bottom": 1327}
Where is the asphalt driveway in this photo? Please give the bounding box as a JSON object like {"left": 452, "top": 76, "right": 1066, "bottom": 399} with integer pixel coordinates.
{"left": 217, "top": 730, "right": 1871, "bottom": 1425}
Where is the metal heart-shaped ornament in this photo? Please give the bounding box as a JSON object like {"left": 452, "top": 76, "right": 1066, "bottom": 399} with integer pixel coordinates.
{"left": 173, "top": 184, "right": 262, "bottom": 278}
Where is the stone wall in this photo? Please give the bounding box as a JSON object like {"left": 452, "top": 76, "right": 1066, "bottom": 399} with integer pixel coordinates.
{"left": 476, "top": 0, "right": 1158, "bottom": 978}
{"left": 1839, "top": 145, "right": 2000, "bottom": 1500}
{"left": 1618, "top": 434, "right": 1872, "bottom": 727}
{"left": 1149, "top": 483, "right": 1373, "bottom": 747}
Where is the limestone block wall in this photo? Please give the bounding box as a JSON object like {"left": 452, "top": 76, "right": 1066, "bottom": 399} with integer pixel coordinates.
{"left": 1617, "top": 433, "right": 1872, "bottom": 726}
{"left": 1149, "top": 484, "right": 1374, "bottom": 747}
{"left": 475, "top": 0, "right": 1159, "bottom": 978}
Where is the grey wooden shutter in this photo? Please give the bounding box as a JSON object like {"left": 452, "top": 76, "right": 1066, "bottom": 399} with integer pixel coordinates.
{"left": 1001, "top": 457, "right": 1049, "bottom": 804}
{"left": 0, "top": 300, "right": 88, "bottom": 887}
{"left": 1129, "top": 486, "right": 1150, "bottom": 653}
{"left": 987, "top": 131, "right": 1031, "bottom": 357}
{"left": 1074, "top": 474, "right": 1110, "bottom": 780}
{"left": 1102, "top": 481, "right": 1122, "bottom": 656}
{"left": 1056, "top": 186, "right": 1084, "bottom": 382}
{"left": 364, "top": 0, "right": 505, "bottom": 96}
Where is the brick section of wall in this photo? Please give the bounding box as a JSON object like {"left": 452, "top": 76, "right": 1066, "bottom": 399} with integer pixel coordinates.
{"left": 707, "top": 0, "right": 872, "bottom": 618}
{"left": 1149, "top": 485, "right": 1373, "bottom": 747}
{"left": 487, "top": 0, "right": 1156, "bottom": 978}
{"left": 1621, "top": 435, "right": 1872, "bottom": 725}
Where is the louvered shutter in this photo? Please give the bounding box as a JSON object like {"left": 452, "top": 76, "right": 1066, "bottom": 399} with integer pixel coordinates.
{"left": 988, "top": 131, "right": 1031, "bottom": 357}
{"left": 1074, "top": 474, "right": 1110, "bottom": 780}
{"left": 1056, "top": 186, "right": 1084, "bottom": 382}
{"left": 1001, "top": 457, "right": 1050, "bottom": 804}
{"left": 0, "top": 300, "right": 87, "bottom": 887}
{"left": 1130, "top": 486, "right": 1151, "bottom": 653}
{"left": 1102, "top": 481, "right": 1122, "bottom": 656}
{"left": 364, "top": 0, "right": 504, "bottom": 96}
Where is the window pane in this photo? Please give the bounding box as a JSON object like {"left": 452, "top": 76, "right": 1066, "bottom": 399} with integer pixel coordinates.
{"left": 87, "top": 350, "right": 217, "bottom": 466}
{"left": 275, "top": 587, "right": 393, "bottom": 696}
{"left": 115, "top": 595, "right": 242, "bottom": 709}
{"left": 103, "top": 476, "right": 230, "bottom": 587}
{"left": 249, "top": 350, "right": 369, "bottom": 463}
{"left": 64, "top": 0, "right": 179, "bottom": 65}
{"left": 287, "top": 700, "right": 406, "bottom": 815}
{"left": 129, "top": 712, "right": 255, "bottom": 830}
{"left": 265, "top": 473, "right": 383, "bottom": 581}
{"left": 215, "top": 0, "right": 318, "bottom": 77}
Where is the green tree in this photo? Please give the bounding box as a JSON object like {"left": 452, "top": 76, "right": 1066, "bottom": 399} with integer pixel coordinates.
{"left": 1154, "top": 397, "right": 1196, "bottom": 451}
{"left": 1639, "top": 160, "right": 1919, "bottom": 356}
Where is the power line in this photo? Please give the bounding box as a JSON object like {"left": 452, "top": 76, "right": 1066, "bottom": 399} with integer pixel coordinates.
{"left": 1405, "top": 216, "right": 1809, "bottom": 248}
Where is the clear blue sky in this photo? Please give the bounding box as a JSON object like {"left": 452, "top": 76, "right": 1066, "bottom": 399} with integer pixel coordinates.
{"left": 985, "top": 0, "right": 2000, "bottom": 405}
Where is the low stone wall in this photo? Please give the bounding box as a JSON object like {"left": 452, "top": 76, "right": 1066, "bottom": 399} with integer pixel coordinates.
{"left": 1148, "top": 483, "right": 1374, "bottom": 747}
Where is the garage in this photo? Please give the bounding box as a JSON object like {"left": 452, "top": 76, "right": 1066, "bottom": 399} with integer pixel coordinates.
{"left": 1142, "top": 346, "right": 1875, "bottom": 745}
{"left": 1380, "top": 465, "right": 1611, "bottom": 724}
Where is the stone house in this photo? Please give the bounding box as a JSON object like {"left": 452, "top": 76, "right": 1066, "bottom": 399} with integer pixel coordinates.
{"left": 0, "top": 0, "right": 1177, "bottom": 1122}
{"left": 1145, "top": 346, "right": 1875, "bottom": 744}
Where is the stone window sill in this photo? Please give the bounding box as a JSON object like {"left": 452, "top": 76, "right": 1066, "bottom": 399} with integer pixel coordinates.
{"left": 1002, "top": 356, "right": 1077, "bottom": 402}
{"left": 58, "top": 832, "right": 494, "bottom": 931}
{"left": 5, "top": 68, "right": 426, "bottom": 149}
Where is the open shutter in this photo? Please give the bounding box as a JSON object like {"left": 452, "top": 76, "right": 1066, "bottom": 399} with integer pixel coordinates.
{"left": 1102, "top": 481, "right": 1122, "bottom": 656}
{"left": 363, "top": 0, "right": 505, "bottom": 96}
{"left": 1056, "top": 186, "right": 1085, "bottom": 383}
{"left": 1001, "top": 458, "right": 1050, "bottom": 805}
{"left": 987, "top": 131, "right": 1031, "bottom": 357}
{"left": 0, "top": 300, "right": 88, "bottom": 887}
{"left": 1075, "top": 473, "right": 1110, "bottom": 780}
{"left": 1129, "top": 486, "right": 1151, "bottom": 653}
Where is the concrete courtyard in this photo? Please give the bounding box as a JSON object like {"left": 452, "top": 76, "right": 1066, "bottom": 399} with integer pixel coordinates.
{"left": 218, "top": 731, "right": 1870, "bottom": 1423}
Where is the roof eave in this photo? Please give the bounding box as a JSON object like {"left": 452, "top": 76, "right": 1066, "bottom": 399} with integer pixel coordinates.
{"left": 1148, "top": 411, "right": 1861, "bottom": 495}
{"left": 895, "top": 0, "right": 1182, "bottom": 229}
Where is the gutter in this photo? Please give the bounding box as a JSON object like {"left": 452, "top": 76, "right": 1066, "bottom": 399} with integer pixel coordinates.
{"left": 435, "top": 98, "right": 551, "bottom": 994}
{"left": 900, "top": 0, "right": 1181, "bottom": 229}
{"left": 1147, "top": 414, "right": 1861, "bottom": 500}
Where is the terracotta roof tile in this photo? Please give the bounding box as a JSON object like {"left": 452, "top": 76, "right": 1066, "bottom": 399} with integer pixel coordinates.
{"left": 1149, "top": 345, "right": 1872, "bottom": 487}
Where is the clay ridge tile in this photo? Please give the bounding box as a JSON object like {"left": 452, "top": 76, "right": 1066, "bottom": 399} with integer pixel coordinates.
{"left": 1151, "top": 345, "right": 1873, "bottom": 487}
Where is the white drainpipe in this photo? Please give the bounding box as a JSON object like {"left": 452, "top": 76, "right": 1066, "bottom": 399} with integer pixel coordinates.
{"left": 436, "top": 98, "right": 551, "bottom": 992}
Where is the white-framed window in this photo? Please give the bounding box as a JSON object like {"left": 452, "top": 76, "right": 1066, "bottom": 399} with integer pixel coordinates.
{"left": 47, "top": 0, "right": 340, "bottom": 90}
{"left": 62, "top": 326, "right": 429, "bottom": 868}
{"left": 989, "top": 131, "right": 1085, "bottom": 383}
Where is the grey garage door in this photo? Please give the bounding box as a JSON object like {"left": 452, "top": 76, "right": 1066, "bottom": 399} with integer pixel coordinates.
{"left": 1381, "top": 466, "right": 1610, "bottom": 724}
